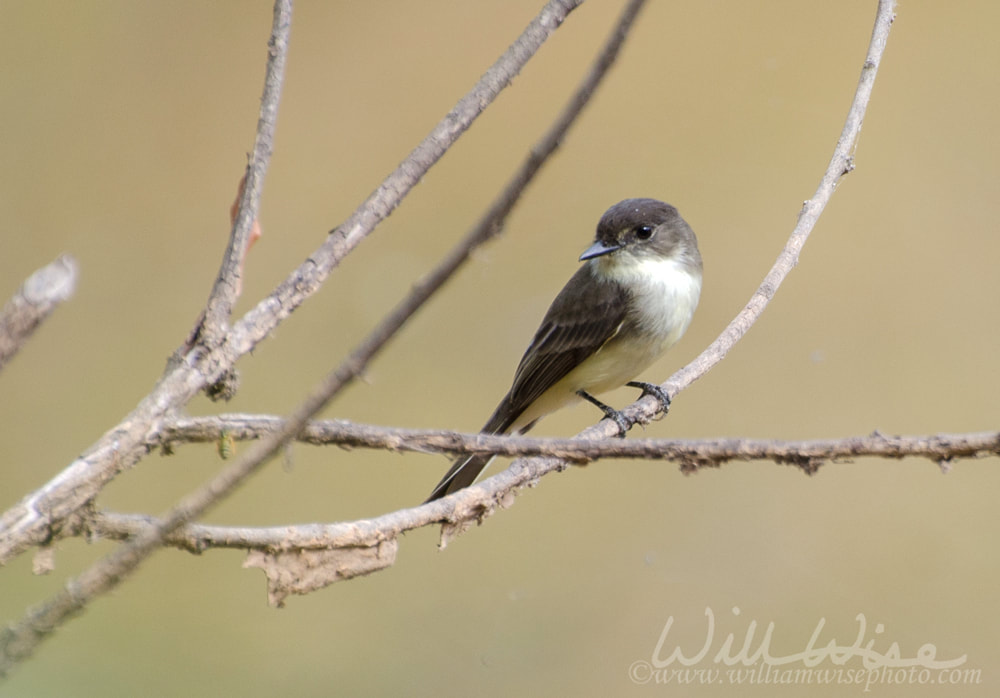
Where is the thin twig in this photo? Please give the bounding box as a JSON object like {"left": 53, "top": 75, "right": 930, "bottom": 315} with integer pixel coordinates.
{"left": 322, "top": 0, "right": 649, "bottom": 401}
{"left": 0, "top": 256, "right": 78, "bottom": 372}
{"left": 193, "top": 2, "right": 289, "bottom": 347}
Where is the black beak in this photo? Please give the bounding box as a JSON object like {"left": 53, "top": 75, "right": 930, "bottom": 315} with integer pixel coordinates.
{"left": 579, "top": 239, "right": 622, "bottom": 261}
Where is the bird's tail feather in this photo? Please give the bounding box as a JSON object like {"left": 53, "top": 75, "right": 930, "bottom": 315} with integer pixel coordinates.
{"left": 424, "top": 395, "right": 520, "bottom": 502}
{"left": 423, "top": 453, "right": 496, "bottom": 503}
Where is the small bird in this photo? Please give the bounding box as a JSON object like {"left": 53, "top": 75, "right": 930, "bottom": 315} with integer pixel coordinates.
{"left": 425, "top": 198, "right": 702, "bottom": 502}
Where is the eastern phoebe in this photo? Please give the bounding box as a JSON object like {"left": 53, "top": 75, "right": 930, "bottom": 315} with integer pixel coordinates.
{"left": 425, "top": 198, "right": 702, "bottom": 502}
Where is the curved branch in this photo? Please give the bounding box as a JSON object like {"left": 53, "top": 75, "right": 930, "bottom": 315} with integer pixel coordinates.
{"left": 650, "top": 0, "right": 898, "bottom": 413}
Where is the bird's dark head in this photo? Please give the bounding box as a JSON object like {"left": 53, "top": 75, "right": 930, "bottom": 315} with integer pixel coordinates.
{"left": 579, "top": 198, "right": 701, "bottom": 272}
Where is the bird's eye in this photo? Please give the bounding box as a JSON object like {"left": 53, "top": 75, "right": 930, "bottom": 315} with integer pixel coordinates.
{"left": 635, "top": 225, "right": 654, "bottom": 240}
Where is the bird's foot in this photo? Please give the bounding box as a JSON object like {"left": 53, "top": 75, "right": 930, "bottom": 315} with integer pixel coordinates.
{"left": 626, "top": 381, "right": 672, "bottom": 415}
{"left": 577, "top": 390, "right": 629, "bottom": 438}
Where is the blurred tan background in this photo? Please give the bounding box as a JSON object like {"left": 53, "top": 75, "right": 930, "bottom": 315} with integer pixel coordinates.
{"left": 2, "top": 1, "right": 999, "bottom": 696}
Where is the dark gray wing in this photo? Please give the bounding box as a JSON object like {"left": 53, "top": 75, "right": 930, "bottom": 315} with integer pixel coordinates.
{"left": 425, "top": 266, "right": 627, "bottom": 502}
{"left": 484, "top": 264, "right": 629, "bottom": 433}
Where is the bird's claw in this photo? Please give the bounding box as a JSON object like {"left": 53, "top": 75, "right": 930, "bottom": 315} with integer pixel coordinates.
{"left": 627, "top": 381, "right": 672, "bottom": 415}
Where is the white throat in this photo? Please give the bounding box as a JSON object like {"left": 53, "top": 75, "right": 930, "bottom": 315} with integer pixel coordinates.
{"left": 597, "top": 254, "right": 702, "bottom": 349}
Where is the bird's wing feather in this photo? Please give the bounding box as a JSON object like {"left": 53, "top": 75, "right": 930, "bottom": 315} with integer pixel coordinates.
{"left": 496, "top": 265, "right": 629, "bottom": 428}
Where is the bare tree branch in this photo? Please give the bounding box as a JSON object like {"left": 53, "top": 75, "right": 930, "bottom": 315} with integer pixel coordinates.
{"left": 0, "top": 0, "right": 582, "bottom": 570}
{"left": 0, "top": 0, "right": 588, "bottom": 675}
{"left": 85, "top": 422, "right": 999, "bottom": 553}
{"left": 0, "top": 256, "right": 78, "bottom": 372}
{"left": 158, "top": 414, "right": 1000, "bottom": 473}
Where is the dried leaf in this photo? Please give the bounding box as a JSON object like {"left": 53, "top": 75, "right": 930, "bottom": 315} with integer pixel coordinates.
{"left": 244, "top": 540, "right": 398, "bottom": 607}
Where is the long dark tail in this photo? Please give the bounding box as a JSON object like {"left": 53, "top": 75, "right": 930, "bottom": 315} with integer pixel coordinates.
{"left": 424, "top": 453, "right": 496, "bottom": 502}
{"left": 424, "top": 394, "right": 527, "bottom": 503}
